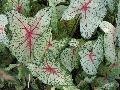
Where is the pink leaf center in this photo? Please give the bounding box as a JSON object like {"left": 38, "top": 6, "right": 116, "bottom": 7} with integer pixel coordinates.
{"left": 45, "top": 38, "right": 53, "bottom": 52}
{"left": 13, "top": 14, "right": 42, "bottom": 59}
{"left": 11, "top": 0, "right": 23, "bottom": 13}
{"left": 16, "top": 3, "right": 23, "bottom": 13}
{"left": 43, "top": 60, "right": 61, "bottom": 77}
{"left": 0, "top": 27, "right": 4, "bottom": 33}
{"left": 86, "top": 51, "right": 96, "bottom": 64}
{"left": 81, "top": 0, "right": 92, "bottom": 16}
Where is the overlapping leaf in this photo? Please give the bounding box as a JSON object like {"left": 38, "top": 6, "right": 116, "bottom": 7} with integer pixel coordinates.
{"left": 49, "top": 0, "right": 65, "bottom": 32}
{"left": 6, "top": 0, "right": 30, "bottom": 15}
{"left": 8, "top": 8, "right": 52, "bottom": 63}
{"left": 0, "top": 14, "right": 9, "bottom": 46}
{"left": 27, "top": 53, "right": 73, "bottom": 86}
{"left": 34, "top": 30, "right": 68, "bottom": 63}
{"left": 60, "top": 47, "right": 79, "bottom": 72}
{"left": 99, "top": 21, "right": 116, "bottom": 63}
{"left": 79, "top": 35, "right": 103, "bottom": 75}
{"left": 62, "top": 0, "right": 107, "bottom": 39}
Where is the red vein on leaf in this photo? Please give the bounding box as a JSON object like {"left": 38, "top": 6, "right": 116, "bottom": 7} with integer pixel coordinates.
{"left": 43, "top": 60, "right": 61, "bottom": 77}
{"left": 0, "top": 27, "right": 4, "bottom": 32}
{"left": 11, "top": 0, "right": 23, "bottom": 13}
{"left": 31, "top": 16, "right": 43, "bottom": 32}
{"left": 13, "top": 14, "right": 41, "bottom": 59}
{"left": 81, "top": 0, "right": 92, "bottom": 19}
{"left": 45, "top": 38, "right": 53, "bottom": 52}
{"left": 16, "top": 3, "right": 23, "bottom": 13}
{"left": 86, "top": 51, "right": 96, "bottom": 64}
{"left": 72, "top": 48, "right": 76, "bottom": 60}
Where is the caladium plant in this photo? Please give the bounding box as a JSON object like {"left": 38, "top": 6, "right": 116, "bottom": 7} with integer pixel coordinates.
{"left": 60, "top": 39, "right": 79, "bottom": 72}
{"left": 34, "top": 28, "right": 69, "bottom": 64}
{"left": 27, "top": 53, "right": 73, "bottom": 86}
{"left": 0, "top": 14, "right": 9, "bottom": 46}
{"left": 99, "top": 21, "right": 117, "bottom": 63}
{"left": 0, "top": 0, "right": 120, "bottom": 89}
{"left": 116, "top": 3, "right": 120, "bottom": 47}
{"left": 62, "top": 0, "right": 107, "bottom": 39}
{"left": 5, "top": 0, "right": 30, "bottom": 15}
{"left": 48, "top": 0, "right": 66, "bottom": 32}
{"left": 79, "top": 35, "right": 103, "bottom": 75}
{"left": 8, "top": 7, "right": 52, "bottom": 63}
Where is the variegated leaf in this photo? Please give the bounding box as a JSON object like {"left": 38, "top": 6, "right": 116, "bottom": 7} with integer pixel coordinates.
{"left": 0, "top": 14, "right": 9, "bottom": 46}
{"left": 7, "top": 0, "right": 30, "bottom": 15}
{"left": 99, "top": 21, "right": 116, "bottom": 63}
{"left": 27, "top": 54, "right": 73, "bottom": 86}
{"left": 8, "top": 8, "right": 52, "bottom": 63}
{"left": 62, "top": 0, "right": 107, "bottom": 39}
{"left": 79, "top": 35, "right": 103, "bottom": 75}
{"left": 60, "top": 47, "right": 79, "bottom": 72}
{"left": 35, "top": 34, "right": 68, "bottom": 64}
{"left": 106, "top": 0, "right": 115, "bottom": 12}
{"left": 104, "top": 33, "right": 116, "bottom": 63}
{"left": 116, "top": 3, "right": 120, "bottom": 47}
{"left": 99, "top": 21, "right": 116, "bottom": 42}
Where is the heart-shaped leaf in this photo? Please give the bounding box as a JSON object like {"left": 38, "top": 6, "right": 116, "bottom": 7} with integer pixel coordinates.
{"left": 5, "top": 0, "right": 30, "bottom": 15}
{"left": 8, "top": 8, "right": 52, "bottom": 63}
{"left": 27, "top": 53, "right": 73, "bottom": 86}
{"left": 79, "top": 35, "right": 103, "bottom": 75}
{"left": 62, "top": 0, "right": 107, "bottom": 39}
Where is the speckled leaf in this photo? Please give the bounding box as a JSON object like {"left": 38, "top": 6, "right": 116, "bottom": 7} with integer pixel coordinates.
{"left": 99, "top": 21, "right": 116, "bottom": 63}
{"left": 34, "top": 28, "right": 52, "bottom": 64}
{"left": 49, "top": 38, "right": 69, "bottom": 57}
{"left": 106, "top": 0, "right": 115, "bottom": 12}
{"left": 116, "top": 3, "right": 120, "bottom": 47}
{"left": 99, "top": 21, "right": 116, "bottom": 41}
{"left": 104, "top": 34, "right": 116, "bottom": 63}
{"left": 79, "top": 35, "right": 103, "bottom": 75}
{"left": 27, "top": 54, "right": 73, "bottom": 86}
{"left": 5, "top": 0, "right": 30, "bottom": 15}
{"left": 60, "top": 47, "right": 79, "bottom": 72}
{"left": 8, "top": 8, "right": 52, "bottom": 63}
{"left": 0, "top": 14, "right": 9, "bottom": 46}
{"left": 62, "top": 0, "right": 106, "bottom": 39}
